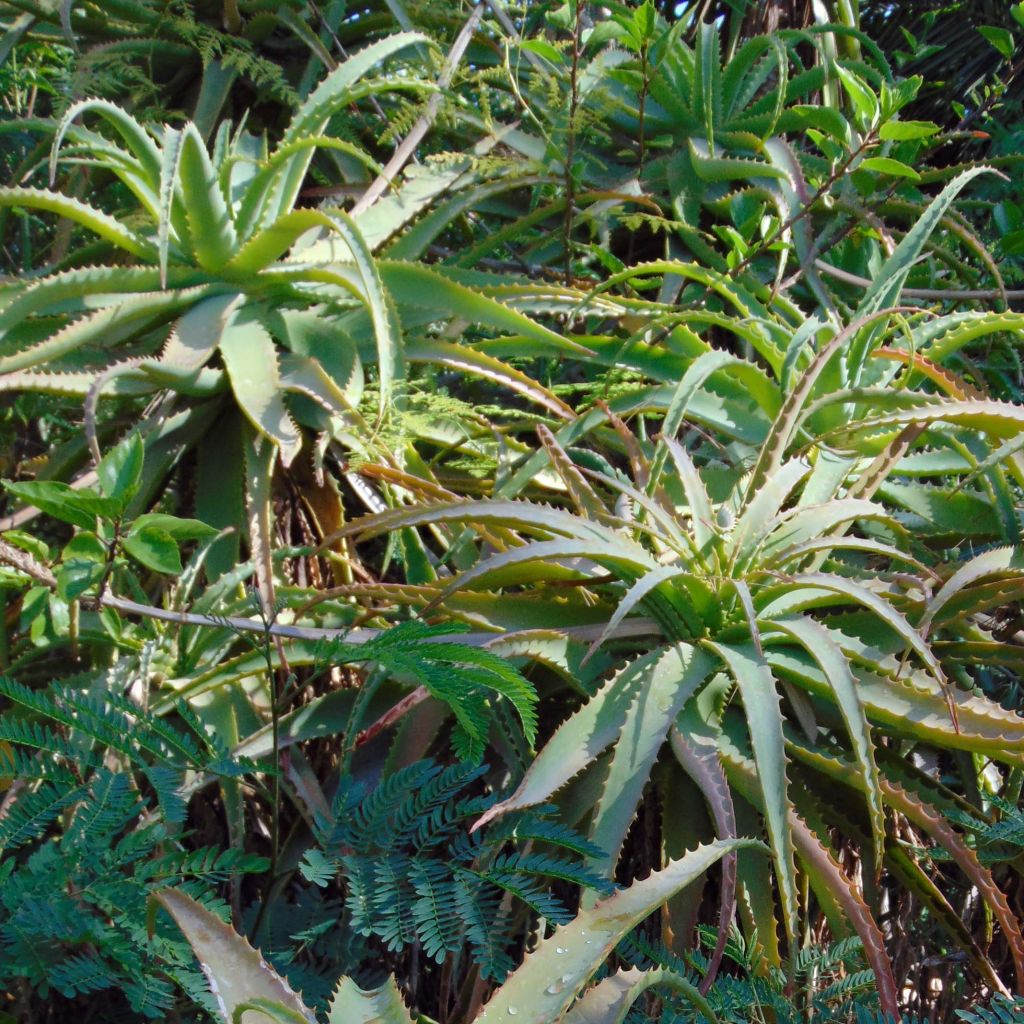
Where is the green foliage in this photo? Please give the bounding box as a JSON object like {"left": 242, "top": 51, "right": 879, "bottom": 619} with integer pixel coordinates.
{"left": 1, "top": 2, "right": 1024, "bottom": 1021}
{"left": 304, "top": 757, "right": 611, "bottom": 980}
{"left": 0, "top": 752, "right": 266, "bottom": 1016}
{"left": 321, "top": 623, "right": 539, "bottom": 763}
{"left": 958, "top": 996, "right": 1024, "bottom": 1024}
{"left": 618, "top": 931, "right": 880, "bottom": 1024}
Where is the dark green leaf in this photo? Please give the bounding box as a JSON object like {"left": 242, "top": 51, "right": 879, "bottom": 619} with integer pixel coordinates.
{"left": 123, "top": 526, "right": 183, "bottom": 575}
{"left": 97, "top": 435, "right": 144, "bottom": 507}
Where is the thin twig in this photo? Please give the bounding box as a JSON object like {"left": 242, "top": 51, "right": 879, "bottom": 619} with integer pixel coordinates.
{"left": 0, "top": 538, "right": 661, "bottom": 647}
{"left": 349, "top": 5, "right": 484, "bottom": 217}
{"left": 814, "top": 259, "right": 1024, "bottom": 302}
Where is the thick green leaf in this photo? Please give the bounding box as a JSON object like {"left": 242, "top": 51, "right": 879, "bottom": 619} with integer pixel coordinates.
{"left": 587, "top": 644, "right": 716, "bottom": 879}
{"left": 0, "top": 187, "right": 156, "bottom": 259}
{"left": 474, "top": 650, "right": 668, "bottom": 831}
{"left": 152, "top": 889, "right": 315, "bottom": 1024}
{"left": 765, "top": 616, "right": 884, "bottom": 873}
{"left": 327, "top": 976, "right": 414, "bottom": 1024}
{"left": 562, "top": 968, "right": 717, "bottom": 1024}
{"left": 705, "top": 641, "right": 797, "bottom": 945}
{"left": 473, "top": 839, "right": 758, "bottom": 1024}
{"left": 178, "top": 124, "right": 237, "bottom": 271}
{"left": 218, "top": 311, "right": 301, "bottom": 465}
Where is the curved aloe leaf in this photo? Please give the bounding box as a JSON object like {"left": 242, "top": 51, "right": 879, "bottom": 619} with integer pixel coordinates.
{"left": 51, "top": 98, "right": 162, "bottom": 187}
{"left": 586, "top": 644, "right": 716, "bottom": 880}
{"left": 705, "top": 640, "right": 797, "bottom": 946}
{"left": 852, "top": 167, "right": 995, "bottom": 341}
{"left": 219, "top": 312, "right": 301, "bottom": 465}
{"left": 379, "top": 261, "right": 592, "bottom": 356}
{"left": 788, "top": 812, "right": 899, "bottom": 1015}
{"left": 920, "top": 546, "right": 1024, "bottom": 635}
{"left": 270, "top": 32, "right": 430, "bottom": 221}
{"left": 562, "top": 967, "right": 718, "bottom": 1024}
{"left": 179, "top": 124, "right": 237, "bottom": 271}
{"left": 719, "top": 732, "right": 899, "bottom": 1017}
{"left": 473, "top": 838, "right": 759, "bottom": 1024}
{"left": 0, "top": 187, "right": 156, "bottom": 259}
{"left": 152, "top": 888, "right": 316, "bottom": 1024}
{"left": 765, "top": 616, "right": 884, "bottom": 875}
{"left": 669, "top": 708, "right": 737, "bottom": 992}
{"left": 327, "top": 976, "right": 414, "bottom": 1024}
{"left": 0, "top": 285, "right": 222, "bottom": 375}
{"left": 770, "top": 648, "right": 1024, "bottom": 763}
{"left": 474, "top": 650, "right": 670, "bottom": 831}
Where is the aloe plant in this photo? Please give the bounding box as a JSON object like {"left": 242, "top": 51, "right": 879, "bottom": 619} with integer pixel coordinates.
{"left": 331, "top": 348, "right": 1024, "bottom": 1004}
{"left": 153, "top": 837, "right": 755, "bottom": 1024}
{"left": 0, "top": 31, "right": 593, "bottom": 584}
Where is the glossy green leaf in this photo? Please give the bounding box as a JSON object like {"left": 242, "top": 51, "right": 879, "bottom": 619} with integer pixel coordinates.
{"left": 123, "top": 525, "right": 182, "bottom": 575}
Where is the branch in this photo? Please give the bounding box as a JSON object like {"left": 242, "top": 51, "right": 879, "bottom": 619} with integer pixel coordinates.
{"left": 0, "top": 538, "right": 56, "bottom": 587}
{"left": 0, "top": 538, "right": 659, "bottom": 647}
{"left": 815, "top": 259, "right": 1024, "bottom": 302}
{"left": 349, "top": 5, "right": 483, "bottom": 217}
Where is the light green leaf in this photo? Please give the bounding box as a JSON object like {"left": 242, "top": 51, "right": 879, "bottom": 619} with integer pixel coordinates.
{"left": 473, "top": 651, "right": 667, "bottom": 831}
{"left": 851, "top": 167, "right": 994, "bottom": 355}
{"left": 765, "top": 616, "right": 884, "bottom": 874}
{"left": 879, "top": 120, "right": 939, "bottom": 141}
{"left": 218, "top": 312, "right": 301, "bottom": 465}
{"left": 3, "top": 481, "right": 117, "bottom": 530}
{"left": 327, "top": 976, "right": 414, "bottom": 1024}
{"left": 860, "top": 156, "right": 920, "bottom": 180}
{"left": 473, "top": 839, "right": 759, "bottom": 1024}
{"left": 97, "top": 435, "right": 144, "bottom": 508}
{"left": 920, "top": 546, "right": 1024, "bottom": 635}
{"left": 271, "top": 32, "right": 429, "bottom": 221}
{"left": 379, "top": 261, "right": 592, "bottom": 356}
{"left": 56, "top": 559, "right": 105, "bottom": 602}
{"left": 152, "top": 889, "right": 316, "bottom": 1024}
{"left": 130, "top": 513, "right": 219, "bottom": 541}
{"left": 978, "top": 25, "right": 1015, "bottom": 59}
{"left": 587, "top": 644, "right": 716, "bottom": 879}
{"left": 563, "top": 968, "right": 717, "bottom": 1024}
{"left": 0, "top": 187, "right": 156, "bottom": 259}
{"left": 51, "top": 99, "right": 162, "bottom": 188}
{"left": 178, "top": 124, "right": 237, "bottom": 271}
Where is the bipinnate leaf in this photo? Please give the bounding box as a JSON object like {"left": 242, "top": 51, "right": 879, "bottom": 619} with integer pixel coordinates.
{"left": 152, "top": 888, "right": 315, "bottom": 1024}
{"left": 473, "top": 838, "right": 758, "bottom": 1024}
{"left": 327, "top": 976, "right": 414, "bottom": 1024}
